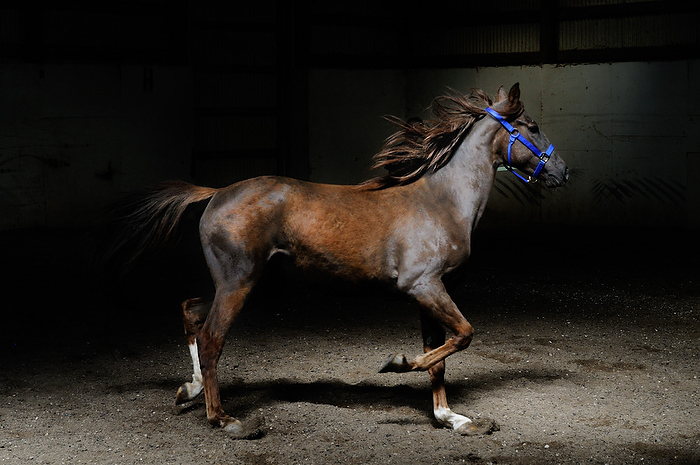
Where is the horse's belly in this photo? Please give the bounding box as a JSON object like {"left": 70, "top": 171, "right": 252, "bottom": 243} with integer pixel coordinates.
{"left": 287, "top": 241, "right": 387, "bottom": 282}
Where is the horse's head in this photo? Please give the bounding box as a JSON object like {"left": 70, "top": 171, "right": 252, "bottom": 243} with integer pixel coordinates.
{"left": 488, "top": 83, "right": 569, "bottom": 188}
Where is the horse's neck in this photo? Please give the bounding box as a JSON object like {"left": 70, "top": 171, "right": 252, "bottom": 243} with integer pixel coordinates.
{"left": 425, "top": 119, "right": 498, "bottom": 229}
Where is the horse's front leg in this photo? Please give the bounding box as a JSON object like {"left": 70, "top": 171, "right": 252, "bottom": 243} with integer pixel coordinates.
{"left": 420, "top": 311, "right": 496, "bottom": 435}
{"left": 420, "top": 311, "right": 471, "bottom": 433}
{"left": 175, "top": 298, "right": 211, "bottom": 405}
{"left": 380, "top": 279, "right": 498, "bottom": 435}
{"left": 380, "top": 278, "right": 473, "bottom": 373}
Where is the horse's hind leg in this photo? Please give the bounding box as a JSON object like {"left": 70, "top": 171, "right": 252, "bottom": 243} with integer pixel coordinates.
{"left": 197, "top": 282, "right": 263, "bottom": 438}
{"left": 175, "top": 297, "right": 211, "bottom": 405}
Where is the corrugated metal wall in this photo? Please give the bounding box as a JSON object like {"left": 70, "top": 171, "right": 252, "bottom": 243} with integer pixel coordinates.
{"left": 304, "top": 0, "right": 699, "bottom": 67}
{"left": 412, "top": 24, "right": 541, "bottom": 57}
{"left": 560, "top": 13, "right": 698, "bottom": 51}
{"left": 0, "top": 1, "right": 185, "bottom": 63}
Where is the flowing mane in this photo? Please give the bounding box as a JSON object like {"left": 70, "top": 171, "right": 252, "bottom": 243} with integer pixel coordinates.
{"left": 361, "top": 87, "right": 523, "bottom": 190}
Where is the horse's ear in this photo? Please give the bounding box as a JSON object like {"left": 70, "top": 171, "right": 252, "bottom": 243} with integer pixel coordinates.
{"left": 508, "top": 83, "right": 521, "bottom": 104}
{"left": 496, "top": 85, "right": 507, "bottom": 102}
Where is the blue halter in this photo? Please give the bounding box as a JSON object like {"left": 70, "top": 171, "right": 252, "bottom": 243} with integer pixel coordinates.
{"left": 484, "top": 107, "right": 555, "bottom": 184}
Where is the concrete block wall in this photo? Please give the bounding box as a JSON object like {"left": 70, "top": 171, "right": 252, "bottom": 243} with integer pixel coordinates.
{"left": 2, "top": 60, "right": 698, "bottom": 231}
{"left": 308, "top": 69, "right": 407, "bottom": 185}
{"left": 309, "top": 60, "right": 700, "bottom": 229}
{"left": 0, "top": 64, "right": 193, "bottom": 230}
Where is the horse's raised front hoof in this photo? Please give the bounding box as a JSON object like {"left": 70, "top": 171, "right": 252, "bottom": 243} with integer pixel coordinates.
{"left": 455, "top": 417, "right": 500, "bottom": 436}
{"left": 221, "top": 412, "right": 265, "bottom": 440}
{"left": 378, "top": 353, "right": 412, "bottom": 373}
{"left": 175, "top": 382, "right": 203, "bottom": 405}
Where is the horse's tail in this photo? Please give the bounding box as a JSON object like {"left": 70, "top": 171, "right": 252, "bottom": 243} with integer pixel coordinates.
{"left": 101, "top": 180, "right": 219, "bottom": 266}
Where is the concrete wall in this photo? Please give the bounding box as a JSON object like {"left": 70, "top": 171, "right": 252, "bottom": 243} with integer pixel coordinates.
{"left": 2, "top": 61, "right": 698, "bottom": 231}
{"left": 310, "top": 61, "right": 700, "bottom": 229}
{"left": 0, "top": 64, "right": 193, "bottom": 230}
{"left": 308, "top": 69, "right": 406, "bottom": 185}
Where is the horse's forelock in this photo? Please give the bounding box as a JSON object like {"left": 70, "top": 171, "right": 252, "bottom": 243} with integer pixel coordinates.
{"left": 500, "top": 99, "right": 525, "bottom": 120}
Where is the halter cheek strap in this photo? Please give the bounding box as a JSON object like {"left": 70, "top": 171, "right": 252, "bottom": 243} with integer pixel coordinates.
{"left": 484, "top": 107, "right": 555, "bottom": 184}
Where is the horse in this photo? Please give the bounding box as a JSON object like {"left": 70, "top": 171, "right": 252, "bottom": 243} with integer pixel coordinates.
{"left": 110, "top": 83, "right": 568, "bottom": 438}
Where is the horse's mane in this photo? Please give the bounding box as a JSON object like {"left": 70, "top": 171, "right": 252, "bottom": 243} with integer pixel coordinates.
{"left": 361, "top": 87, "right": 523, "bottom": 190}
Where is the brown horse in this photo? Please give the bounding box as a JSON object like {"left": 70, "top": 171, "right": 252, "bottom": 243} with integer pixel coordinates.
{"left": 112, "top": 83, "right": 568, "bottom": 438}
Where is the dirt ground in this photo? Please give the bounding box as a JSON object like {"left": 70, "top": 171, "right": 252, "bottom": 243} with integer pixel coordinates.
{"left": 1, "top": 227, "right": 699, "bottom": 464}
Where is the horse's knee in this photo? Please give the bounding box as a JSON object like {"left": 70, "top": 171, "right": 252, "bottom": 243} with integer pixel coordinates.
{"left": 452, "top": 323, "right": 474, "bottom": 350}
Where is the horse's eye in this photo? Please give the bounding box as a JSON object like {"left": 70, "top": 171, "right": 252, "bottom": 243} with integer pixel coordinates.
{"left": 529, "top": 124, "right": 539, "bottom": 134}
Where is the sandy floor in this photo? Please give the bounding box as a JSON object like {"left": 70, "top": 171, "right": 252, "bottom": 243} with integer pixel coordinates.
{"left": 1, "top": 228, "right": 699, "bottom": 464}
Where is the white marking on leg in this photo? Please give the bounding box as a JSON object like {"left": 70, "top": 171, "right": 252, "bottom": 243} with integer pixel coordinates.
{"left": 434, "top": 406, "right": 472, "bottom": 431}
{"left": 182, "top": 342, "right": 203, "bottom": 400}
{"left": 189, "top": 342, "right": 203, "bottom": 384}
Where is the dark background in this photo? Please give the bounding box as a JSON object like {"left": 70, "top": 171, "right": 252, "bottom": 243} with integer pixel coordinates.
{"left": 1, "top": 5, "right": 699, "bottom": 464}
{"left": 1, "top": 0, "right": 699, "bottom": 347}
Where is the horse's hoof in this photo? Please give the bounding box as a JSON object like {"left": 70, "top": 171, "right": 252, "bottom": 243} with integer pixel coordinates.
{"left": 455, "top": 417, "right": 499, "bottom": 436}
{"left": 378, "top": 353, "right": 411, "bottom": 373}
{"left": 175, "top": 382, "right": 203, "bottom": 405}
{"left": 223, "top": 412, "right": 265, "bottom": 440}
{"left": 175, "top": 384, "right": 190, "bottom": 405}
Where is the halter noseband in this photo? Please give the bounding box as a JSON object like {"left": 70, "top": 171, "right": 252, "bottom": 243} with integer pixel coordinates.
{"left": 484, "top": 107, "right": 555, "bottom": 184}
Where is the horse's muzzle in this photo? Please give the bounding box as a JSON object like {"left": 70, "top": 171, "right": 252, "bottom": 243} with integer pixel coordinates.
{"left": 544, "top": 167, "right": 569, "bottom": 188}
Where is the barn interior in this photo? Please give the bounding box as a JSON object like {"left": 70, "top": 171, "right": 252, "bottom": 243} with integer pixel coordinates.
{"left": 1, "top": 1, "right": 699, "bottom": 463}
